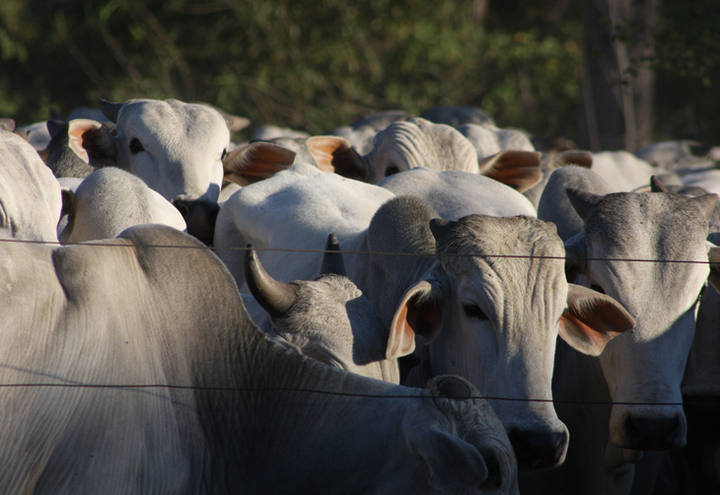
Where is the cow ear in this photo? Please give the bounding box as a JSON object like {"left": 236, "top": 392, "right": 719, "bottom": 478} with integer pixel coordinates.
{"left": 214, "top": 107, "right": 251, "bottom": 133}
{"left": 709, "top": 245, "right": 720, "bottom": 291}
{"left": 558, "top": 150, "right": 593, "bottom": 168}
{"left": 386, "top": 281, "right": 443, "bottom": 359}
{"left": 566, "top": 188, "right": 602, "bottom": 221}
{"left": 563, "top": 233, "right": 586, "bottom": 283}
{"left": 477, "top": 150, "right": 542, "bottom": 192}
{"left": 559, "top": 283, "right": 635, "bottom": 356}
{"left": 68, "top": 119, "right": 116, "bottom": 165}
{"left": 222, "top": 142, "right": 295, "bottom": 186}
{"left": 406, "top": 424, "right": 488, "bottom": 491}
{"left": 305, "top": 135, "right": 370, "bottom": 181}
{"left": 692, "top": 194, "right": 719, "bottom": 223}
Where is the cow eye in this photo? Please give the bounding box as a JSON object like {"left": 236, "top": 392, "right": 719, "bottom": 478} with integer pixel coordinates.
{"left": 129, "top": 138, "right": 144, "bottom": 154}
{"left": 463, "top": 304, "right": 489, "bottom": 320}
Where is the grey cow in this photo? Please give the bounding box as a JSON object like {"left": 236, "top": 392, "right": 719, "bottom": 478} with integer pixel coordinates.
{"left": 524, "top": 190, "right": 720, "bottom": 495}
{"left": 0, "top": 224, "right": 518, "bottom": 494}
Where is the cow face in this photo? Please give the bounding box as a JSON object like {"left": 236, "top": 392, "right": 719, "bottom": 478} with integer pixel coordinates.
{"left": 390, "top": 215, "right": 632, "bottom": 470}
{"left": 102, "top": 99, "right": 228, "bottom": 203}
{"left": 566, "top": 190, "right": 718, "bottom": 451}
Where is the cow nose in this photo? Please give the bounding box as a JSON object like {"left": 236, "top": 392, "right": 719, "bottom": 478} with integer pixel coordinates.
{"left": 624, "top": 414, "right": 684, "bottom": 450}
{"left": 508, "top": 428, "right": 568, "bottom": 470}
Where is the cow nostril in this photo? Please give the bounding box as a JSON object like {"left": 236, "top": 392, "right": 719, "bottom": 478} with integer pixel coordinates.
{"left": 508, "top": 429, "right": 568, "bottom": 471}
{"left": 625, "top": 415, "right": 682, "bottom": 449}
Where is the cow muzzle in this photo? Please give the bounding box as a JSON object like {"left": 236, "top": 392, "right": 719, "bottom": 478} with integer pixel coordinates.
{"left": 507, "top": 426, "right": 569, "bottom": 471}
{"left": 611, "top": 406, "right": 687, "bottom": 451}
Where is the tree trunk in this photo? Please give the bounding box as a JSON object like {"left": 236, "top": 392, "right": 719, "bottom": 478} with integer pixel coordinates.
{"left": 580, "top": 0, "right": 657, "bottom": 151}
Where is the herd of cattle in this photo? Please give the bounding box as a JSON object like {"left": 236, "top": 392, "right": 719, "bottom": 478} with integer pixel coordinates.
{"left": 1, "top": 98, "right": 719, "bottom": 494}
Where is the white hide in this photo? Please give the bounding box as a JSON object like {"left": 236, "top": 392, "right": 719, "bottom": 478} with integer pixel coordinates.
{"left": 542, "top": 191, "right": 718, "bottom": 495}
{"left": 60, "top": 167, "right": 186, "bottom": 243}
{"left": 590, "top": 151, "right": 659, "bottom": 192}
{"left": 365, "top": 117, "right": 480, "bottom": 182}
{"left": 0, "top": 130, "right": 62, "bottom": 241}
{"left": 379, "top": 167, "right": 537, "bottom": 219}
{"left": 457, "top": 123, "right": 535, "bottom": 160}
{"left": 105, "top": 98, "right": 229, "bottom": 202}
{"left": 214, "top": 162, "right": 394, "bottom": 289}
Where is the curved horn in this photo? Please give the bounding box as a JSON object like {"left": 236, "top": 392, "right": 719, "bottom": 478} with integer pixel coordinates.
{"left": 245, "top": 245, "right": 297, "bottom": 317}
{"left": 320, "top": 233, "right": 347, "bottom": 276}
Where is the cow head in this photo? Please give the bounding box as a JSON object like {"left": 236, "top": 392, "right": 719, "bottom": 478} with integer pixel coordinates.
{"left": 387, "top": 213, "right": 633, "bottom": 470}
{"left": 564, "top": 189, "right": 719, "bottom": 453}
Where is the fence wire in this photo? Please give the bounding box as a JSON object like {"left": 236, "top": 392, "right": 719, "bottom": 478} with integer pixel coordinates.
{"left": 0, "top": 236, "right": 715, "bottom": 265}
{"left": 0, "top": 235, "right": 716, "bottom": 406}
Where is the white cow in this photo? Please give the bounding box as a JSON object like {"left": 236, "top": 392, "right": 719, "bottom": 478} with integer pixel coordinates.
{"left": 0, "top": 129, "right": 62, "bottom": 241}
{"left": 525, "top": 190, "right": 720, "bottom": 495}
{"left": 59, "top": 167, "right": 187, "bottom": 243}
{"left": 456, "top": 123, "right": 535, "bottom": 159}
{"left": 590, "top": 151, "right": 659, "bottom": 192}
{"left": 304, "top": 118, "right": 542, "bottom": 191}
{"left": 0, "top": 224, "right": 518, "bottom": 494}
{"left": 73, "top": 98, "right": 231, "bottom": 203}
{"left": 214, "top": 160, "right": 634, "bottom": 471}
{"left": 378, "top": 167, "right": 537, "bottom": 219}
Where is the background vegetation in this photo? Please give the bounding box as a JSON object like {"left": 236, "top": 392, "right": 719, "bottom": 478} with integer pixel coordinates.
{"left": 0, "top": 0, "right": 718, "bottom": 150}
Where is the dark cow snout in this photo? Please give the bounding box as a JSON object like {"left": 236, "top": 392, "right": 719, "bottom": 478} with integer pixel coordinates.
{"left": 624, "top": 414, "right": 685, "bottom": 450}
{"left": 508, "top": 428, "right": 568, "bottom": 471}
{"left": 172, "top": 198, "right": 219, "bottom": 246}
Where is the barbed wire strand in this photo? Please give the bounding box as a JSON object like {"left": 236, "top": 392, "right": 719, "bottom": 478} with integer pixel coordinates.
{"left": 0, "top": 382, "right": 713, "bottom": 407}
{"left": 0, "top": 237, "right": 716, "bottom": 406}
{"left": 0, "top": 236, "right": 715, "bottom": 265}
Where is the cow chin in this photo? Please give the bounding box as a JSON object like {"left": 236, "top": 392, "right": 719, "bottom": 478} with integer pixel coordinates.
{"left": 608, "top": 405, "right": 687, "bottom": 451}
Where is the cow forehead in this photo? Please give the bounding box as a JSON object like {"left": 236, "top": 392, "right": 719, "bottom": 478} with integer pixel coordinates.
{"left": 437, "top": 215, "right": 565, "bottom": 262}
{"left": 119, "top": 99, "right": 229, "bottom": 148}
{"left": 585, "top": 193, "right": 710, "bottom": 255}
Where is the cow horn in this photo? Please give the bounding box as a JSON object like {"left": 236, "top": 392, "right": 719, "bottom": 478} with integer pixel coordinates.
{"left": 245, "top": 246, "right": 297, "bottom": 317}
{"left": 320, "top": 233, "right": 347, "bottom": 276}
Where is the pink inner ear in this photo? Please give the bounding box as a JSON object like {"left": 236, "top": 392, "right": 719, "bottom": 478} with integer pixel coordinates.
{"left": 559, "top": 312, "right": 612, "bottom": 354}
{"left": 386, "top": 303, "right": 417, "bottom": 359}
{"left": 307, "top": 136, "right": 349, "bottom": 173}
{"left": 68, "top": 120, "right": 101, "bottom": 164}
{"left": 480, "top": 150, "right": 542, "bottom": 192}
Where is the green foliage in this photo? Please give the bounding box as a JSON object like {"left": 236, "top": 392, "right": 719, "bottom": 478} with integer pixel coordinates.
{"left": 3, "top": 0, "right": 717, "bottom": 144}
{"left": 0, "top": 0, "right": 585, "bottom": 141}
{"left": 652, "top": 0, "right": 720, "bottom": 141}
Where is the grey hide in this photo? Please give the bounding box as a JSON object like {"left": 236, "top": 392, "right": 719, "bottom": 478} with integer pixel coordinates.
{"left": 214, "top": 161, "right": 632, "bottom": 473}
{"left": 0, "top": 224, "right": 518, "bottom": 494}
{"left": 351, "top": 196, "right": 633, "bottom": 472}
{"left": 245, "top": 246, "right": 401, "bottom": 383}
{"left": 44, "top": 119, "right": 106, "bottom": 178}
{"left": 537, "top": 165, "right": 614, "bottom": 240}
{"left": 524, "top": 191, "right": 719, "bottom": 495}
